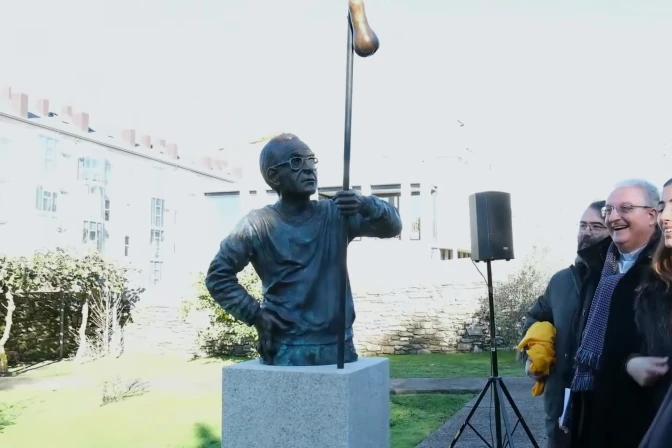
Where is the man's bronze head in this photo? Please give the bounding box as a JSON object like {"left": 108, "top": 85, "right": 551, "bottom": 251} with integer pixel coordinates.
{"left": 259, "top": 133, "right": 318, "bottom": 197}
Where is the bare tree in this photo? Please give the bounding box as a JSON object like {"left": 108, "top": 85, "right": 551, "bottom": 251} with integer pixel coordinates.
{"left": 0, "top": 291, "right": 15, "bottom": 373}
{"left": 73, "top": 289, "right": 125, "bottom": 363}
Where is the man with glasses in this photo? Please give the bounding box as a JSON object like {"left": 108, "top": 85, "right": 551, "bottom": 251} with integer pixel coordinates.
{"left": 205, "top": 133, "right": 402, "bottom": 366}
{"left": 521, "top": 200, "right": 609, "bottom": 448}
{"left": 568, "top": 179, "right": 661, "bottom": 447}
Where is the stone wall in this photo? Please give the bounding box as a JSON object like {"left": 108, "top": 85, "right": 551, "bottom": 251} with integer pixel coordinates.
{"left": 122, "top": 302, "right": 211, "bottom": 359}
{"left": 119, "top": 255, "right": 508, "bottom": 358}
{"left": 352, "top": 282, "right": 489, "bottom": 356}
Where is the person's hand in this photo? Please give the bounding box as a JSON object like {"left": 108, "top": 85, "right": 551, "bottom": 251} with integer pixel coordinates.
{"left": 253, "top": 309, "right": 289, "bottom": 363}
{"left": 334, "top": 190, "right": 370, "bottom": 216}
{"left": 558, "top": 418, "right": 569, "bottom": 434}
{"left": 525, "top": 358, "right": 547, "bottom": 381}
{"left": 626, "top": 356, "right": 669, "bottom": 387}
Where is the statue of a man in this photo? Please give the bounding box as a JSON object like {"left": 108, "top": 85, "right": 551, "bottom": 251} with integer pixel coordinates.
{"left": 205, "top": 133, "right": 402, "bottom": 366}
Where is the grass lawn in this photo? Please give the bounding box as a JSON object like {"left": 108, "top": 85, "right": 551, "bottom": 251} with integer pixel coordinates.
{"left": 0, "top": 351, "right": 513, "bottom": 448}
{"left": 0, "top": 385, "right": 473, "bottom": 448}
{"left": 12, "top": 350, "right": 522, "bottom": 381}
{"left": 391, "top": 394, "right": 473, "bottom": 448}
{"left": 386, "top": 350, "right": 521, "bottom": 378}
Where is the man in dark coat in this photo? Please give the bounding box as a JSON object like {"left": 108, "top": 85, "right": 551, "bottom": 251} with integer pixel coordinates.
{"left": 522, "top": 200, "right": 609, "bottom": 448}
{"left": 568, "top": 179, "right": 661, "bottom": 447}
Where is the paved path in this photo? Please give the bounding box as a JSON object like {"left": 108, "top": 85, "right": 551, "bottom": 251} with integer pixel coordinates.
{"left": 2, "top": 374, "right": 546, "bottom": 447}
{"left": 402, "top": 377, "right": 547, "bottom": 448}
{"left": 0, "top": 375, "right": 95, "bottom": 391}
{"left": 391, "top": 377, "right": 491, "bottom": 394}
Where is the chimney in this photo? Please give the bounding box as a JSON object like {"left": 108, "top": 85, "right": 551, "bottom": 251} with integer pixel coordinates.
{"left": 2, "top": 87, "right": 11, "bottom": 100}
{"left": 72, "top": 112, "right": 90, "bottom": 132}
{"left": 35, "top": 99, "right": 50, "bottom": 117}
{"left": 166, "top": 143, "right": 178, "bottom": 159}
{"left": 61, "top": 105, "right": 73, "bottom": 118}
{"left": 12, "top": 93, "right": 28, "bottom": 118}
{"left": 232, "top": 166, "right": 243, "bottom": 179}
{"left": 200, "top": 156, "right": 213, "bottom": 170}
{"left": 121, "top": 129, "right": 136, "bottom": 147}
{"left": 140, "top": 135, "right": 151, "bottom": 149}
{"left": 212, "top": 159, "right": 224, "bottom": 171}
{"left": 156, "top": 139, "right": 166, "bottom": 153}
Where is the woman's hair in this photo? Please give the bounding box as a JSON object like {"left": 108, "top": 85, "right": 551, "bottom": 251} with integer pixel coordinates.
{"left": 652, "top": 177, "right": 672, "bottom": 287}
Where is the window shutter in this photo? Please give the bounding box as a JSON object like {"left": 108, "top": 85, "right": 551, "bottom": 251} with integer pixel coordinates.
{"left": 35, "top": 187, "right": 42, "bottom": 210}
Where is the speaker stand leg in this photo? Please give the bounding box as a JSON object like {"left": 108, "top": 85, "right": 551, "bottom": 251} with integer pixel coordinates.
{"left": 449, "top": 259, "right": 538, "bottom": 448}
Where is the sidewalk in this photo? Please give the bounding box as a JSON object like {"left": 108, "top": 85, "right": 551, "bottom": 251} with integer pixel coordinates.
{"left": 394, "top": 377, "right": 547, "bottom": 448}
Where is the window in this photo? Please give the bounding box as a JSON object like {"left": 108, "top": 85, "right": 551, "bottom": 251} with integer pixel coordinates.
{"left": 78, "top": 157, "right": 110, "bottom": 183}
{"left": 440, "top": 249, "right": 453, "bottom": 260}
{"left": 0, "top": 138, "right": 10, "bottom": 172}
{"left": 151, "top": 198, "right": 165, "bottom": 228}
{"left": 205, "top": 193, "right": 242, "bottom": 237}
{"left": 458, "top": 251, "right": 471, "bottom": 259}
{"left": 376, "top": 193, "right": 400, "bottom": 211}
{"left": 150, "top": 229, "right": 164, "bottom": 258}
{"left": 35, "top": 187, "right": 58, "bottom": 212}
{"left": 149, "top": 198, "right": 165, "bottom": 283}
{"left": 431, "top": 189, "right": 438, "bottom": 241}
{"left": 82, "top": 221, "right": 103, "bottom": 251}
{"left": 40, "top": 136, "right": 58, "bottom": 172}
{"left": 124, "top": 236, "right": 130, "bottom": 257}
{"left": 85, "top": 185, "right": 108, "bottom": 221}
{"left": 149, "top": 261, "right": 163, "bottom": 285}
{"left": 410, "top": 192, "right": 421, "bottom": 241}
{"left": 375, "top": 193, "right": 401, "bottom": 239}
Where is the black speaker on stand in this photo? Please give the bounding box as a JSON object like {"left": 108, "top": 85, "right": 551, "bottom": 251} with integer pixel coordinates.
{"left": 449, "top": 191, "right": 538, "bottom": 448}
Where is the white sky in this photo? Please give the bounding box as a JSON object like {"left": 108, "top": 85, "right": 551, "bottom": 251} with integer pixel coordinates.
{"left": 2, "top": 0, "right": 671, "bottom": 265}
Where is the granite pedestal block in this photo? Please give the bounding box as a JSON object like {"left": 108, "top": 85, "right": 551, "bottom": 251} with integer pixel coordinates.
{"left": 222, "top": 357, "right": 390, "bottom": 448}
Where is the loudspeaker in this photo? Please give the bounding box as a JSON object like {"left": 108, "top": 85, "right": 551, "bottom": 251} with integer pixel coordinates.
{"left": 468, "top": 191, "right": 514, "bottom": 262}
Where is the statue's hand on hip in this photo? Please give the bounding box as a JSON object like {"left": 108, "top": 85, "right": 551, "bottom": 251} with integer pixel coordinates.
{"left": 253, "top": 309, "right": 289, "bottom": 364}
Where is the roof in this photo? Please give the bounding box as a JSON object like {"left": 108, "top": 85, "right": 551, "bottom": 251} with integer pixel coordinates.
{"left": 0, "top": 86, "right": 235, "bottom": 183}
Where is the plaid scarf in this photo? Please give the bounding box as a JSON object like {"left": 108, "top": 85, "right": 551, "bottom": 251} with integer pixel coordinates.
{"left": 571, "top": 243, "right": 626, "bottom": 391}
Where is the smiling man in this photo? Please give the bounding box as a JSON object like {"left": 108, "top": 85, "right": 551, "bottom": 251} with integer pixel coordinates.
{"left": 205, "top": 133, "right": 402, "bottom": 366}
{"left": 569, "top": 179, "right": 661, "bottom": 447}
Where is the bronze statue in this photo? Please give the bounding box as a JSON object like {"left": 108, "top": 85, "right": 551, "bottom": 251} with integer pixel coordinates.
{"left": 205, "top": 134, "right": 402, "bottom": 366}
{"left": 207, "top": 0, "right": 388, "bottom": 367}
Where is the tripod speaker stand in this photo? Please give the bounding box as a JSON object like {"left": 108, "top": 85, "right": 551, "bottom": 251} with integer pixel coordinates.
{"left": 449, "top": 260, "right": 538, "bottom": 448}
{"left": 450, "top": 191, "right": 539, "bottom": 447}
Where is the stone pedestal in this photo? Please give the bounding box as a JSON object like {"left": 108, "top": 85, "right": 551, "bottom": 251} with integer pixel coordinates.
{"left": 222, "top": 357, "right": 390, "bottom": 448}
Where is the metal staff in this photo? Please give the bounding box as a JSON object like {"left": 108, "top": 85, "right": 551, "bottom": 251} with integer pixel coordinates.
{"left": 338, "top": 0, "right": 380, "bottom": 369}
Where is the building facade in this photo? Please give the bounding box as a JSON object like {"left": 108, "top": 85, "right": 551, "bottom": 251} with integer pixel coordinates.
{"left": 203, "top": 138, "right": 474, "bottom": 261}
{"left": 0, "top": 87, "right": 233, "bottom": 291}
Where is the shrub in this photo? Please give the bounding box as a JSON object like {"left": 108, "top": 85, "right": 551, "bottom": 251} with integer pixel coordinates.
{"left": 0, "top": 248, "right": 142, "bottom": 371}
{"left": 474, "top": 256, "right": 549, "bottom": 349}
{"left": 100, "top": 375, "right": 149, "bottom": 406}
{"left": 182, "top": 265, "right": 262, "bottom": 357}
